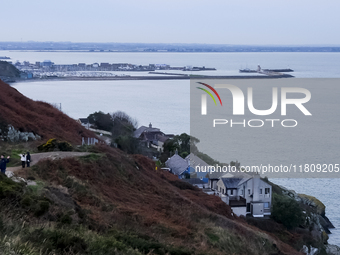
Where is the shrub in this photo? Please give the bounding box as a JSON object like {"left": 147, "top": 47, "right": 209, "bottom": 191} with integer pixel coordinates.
{"left": 38, "top": 138, "right": 73, "bottom": 152}
{"left": 0, "top": 174, "right": 24, "bottom": 198}
{"left": 38, "top": 138, "right": 58, "bottom": 151}
{"left": 115, "top": 135, "right": 140, "bottom": 154}
{"left": 34, "top": 200, "right": 50, "bottom": 216}
{"left": 60, "top": 213, "right": 73, "bottom": 225}
{"left": 271, "top": 193, "right": 304, "bottom": 229}
{"left": 21, "top": 195, "right": 33, "bottom": 207}
{"left": 57, "top": 141, "right": 73, "bottom": 151}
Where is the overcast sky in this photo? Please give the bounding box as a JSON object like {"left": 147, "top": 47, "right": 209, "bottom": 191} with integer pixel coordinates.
{"left": 1, "top": 0, "right": 339, "bottom": 45}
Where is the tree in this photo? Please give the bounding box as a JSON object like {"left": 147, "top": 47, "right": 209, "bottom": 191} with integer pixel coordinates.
{"left": 111, "top": 111, "right": 138, "bottom": 139}
{"left": 110, "top": 111, "right": 139, "bottom": 154}
{"left": 87, "top": 111, "right": 113, "bottom": 131}
{"left": 115, "top": 135, "right": 140, "bottom": 154}
{"left": 160, "top": 133, "right": 200, "bottom": 162}
{"left": 271, "top": 193, "right": 304, "bottom": 229}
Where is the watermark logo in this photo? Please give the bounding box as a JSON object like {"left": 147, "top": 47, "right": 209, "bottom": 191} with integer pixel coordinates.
{"left": 199, "top": 83, "right": 311, "bottom": 116}
{"left": 197, "top": 82, "right": 312, "bottom": 128}
{"left": 196, "top": 82, "right": 223, "bottom": 115}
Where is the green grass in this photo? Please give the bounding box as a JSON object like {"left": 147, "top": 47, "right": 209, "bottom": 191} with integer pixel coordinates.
{"left": 0, "top": 144, "right": 37, "bottom": 167}
{"left": 0, "top": 173, "right": 24, "bottom": 198}
{"left": 26, "top": 180, "right": 45, "bottom": 196}
{"left": 0, "top": 217, "right": 193, "bottom": 255}
{"left": 78, "top": 153, "right": 104, "bottom": 162}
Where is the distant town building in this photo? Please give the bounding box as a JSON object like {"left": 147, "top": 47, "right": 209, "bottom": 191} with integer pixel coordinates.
{"left": 41, "top": 60, "right": 54, "bottom": 67}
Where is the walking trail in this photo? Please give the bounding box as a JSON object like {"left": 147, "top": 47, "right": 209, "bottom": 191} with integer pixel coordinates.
{"left": 7, "top": 151, "right": 91, "bottom": 173}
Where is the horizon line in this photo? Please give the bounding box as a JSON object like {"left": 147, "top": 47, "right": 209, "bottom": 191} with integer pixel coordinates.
{"left": 1, "top": 41, "right": 340, "bottom": 47}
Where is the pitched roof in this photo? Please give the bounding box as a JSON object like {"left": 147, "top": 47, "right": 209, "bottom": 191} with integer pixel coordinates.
{"left": 78, "top": 118, "right": 89, "bottom": 124}
{"left": 220, "top": 178, "right": 243, "bottom": 189}
{"left": 185, "top": 153, "right": 209, "bottom": 169}
{"left": 237, "top": 177, "right": 252, "bottom": 186}
{"left": 207, "top": 171, "right": 227, "bottom": 179}
{"left": 156, "top": 134, "right": 169, "bottom": 143}
{"left": 165, "top": 154, "right": 188, "bottom": 175}
{"left": 207, "top": 170, "right": 251, "bottom": 179}
{"left": 133, "top": 125, "right": 161, "bottom": 138}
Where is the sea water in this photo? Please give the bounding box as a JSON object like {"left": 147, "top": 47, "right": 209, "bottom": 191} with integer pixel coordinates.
{"left": 6, "top": 51, "right": 340, "bottom": 245}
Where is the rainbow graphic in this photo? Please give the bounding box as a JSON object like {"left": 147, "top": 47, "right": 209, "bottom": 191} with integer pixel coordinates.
{"left": 196, "top": 82, "right": 223, "bottom": 106}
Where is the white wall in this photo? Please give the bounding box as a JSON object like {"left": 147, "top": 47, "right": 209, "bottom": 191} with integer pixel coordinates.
{"left": 231, "top": 207, "right": 246, "bottom": 217}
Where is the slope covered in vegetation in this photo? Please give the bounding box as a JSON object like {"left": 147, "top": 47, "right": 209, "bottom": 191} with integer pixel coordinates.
{"left": 0, "top": 144, "right": 304, "bottom": 255}
{"left": 0, "top": 79, "right": 320, "bottom": 254}
{"left": 0, "top": 80, "right": 94, "bottom": 144}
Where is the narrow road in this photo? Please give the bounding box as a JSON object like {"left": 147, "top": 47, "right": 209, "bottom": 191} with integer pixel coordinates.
{"left": 7, "top": 151, "right": 91, "bottom": 172}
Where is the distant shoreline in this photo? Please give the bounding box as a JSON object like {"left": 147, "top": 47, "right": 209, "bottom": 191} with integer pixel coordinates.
{"left": 9, "top": 74, "right": 293, "bottom": 83}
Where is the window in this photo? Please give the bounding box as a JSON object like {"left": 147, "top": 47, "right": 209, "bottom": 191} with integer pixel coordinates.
{"left": 248, "top": 189, "right": 251, "bottom": 195}
{"left": 265, "top": 188, "right": 270, "bottom": 194}
{"left": 241, "top": 189, "right": 244, "bottom": 195}
{"left": 260, "top": 189, "right": 262, "bottom": 194}
{"left": 230, "top": 189, "right": 234, "bottom": 195}
{"left": 264, "top": 202, "right": 269, "bottom": 208}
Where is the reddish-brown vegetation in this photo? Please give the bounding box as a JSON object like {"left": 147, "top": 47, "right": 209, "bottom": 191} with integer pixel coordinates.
{"left": 32, "top": 145, "right": 303, "bottom": 254}
{"left": 0, "top": 80, "right": 94, "bottom": 144}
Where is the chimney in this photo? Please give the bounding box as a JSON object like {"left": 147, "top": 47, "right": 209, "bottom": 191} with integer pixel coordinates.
{"left": 149, "top": 123, "right": 152, "bottom": 128}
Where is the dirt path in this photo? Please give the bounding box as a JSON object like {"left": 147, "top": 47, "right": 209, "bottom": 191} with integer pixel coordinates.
{"left": 7, "top": 151, "right": 91, "bottom": 172}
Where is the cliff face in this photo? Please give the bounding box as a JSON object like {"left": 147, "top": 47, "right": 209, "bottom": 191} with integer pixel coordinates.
{"left": 0, "top": 80, "right": 94, "bottom": 144}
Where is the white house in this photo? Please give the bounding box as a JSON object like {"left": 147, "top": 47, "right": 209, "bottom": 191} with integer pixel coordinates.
{"left": 77, "top": 118, "right": 90, "bottom": 129}
{"left": 216, "top": 174, "right": 272, "bottom": 217}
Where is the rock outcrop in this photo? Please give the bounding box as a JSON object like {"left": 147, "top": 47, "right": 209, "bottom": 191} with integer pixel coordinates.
{"left": 326, "top": 244, "right": 340, "bottom": 255}
{"left": 6, "top": 125, "right": 41, "bottom": 142}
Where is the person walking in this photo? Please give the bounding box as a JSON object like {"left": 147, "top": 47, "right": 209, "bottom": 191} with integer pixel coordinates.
{"left": 21, "top": 153, "right": 26, "bottom": 168}
{"left": 26, "top": 152, "right": 31, "bottom": 167}
{"left": 0, "top": 155, "right": 10, "bottom": 174}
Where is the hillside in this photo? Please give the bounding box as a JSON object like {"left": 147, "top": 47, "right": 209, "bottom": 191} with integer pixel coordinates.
{"left": 0, "top": 79, "right": 327, "bottom": 254}
{"left": 0, "top": 61, "right": 20, "bottom": 78}
{"left": 0, "top": 145, "right": 304, "bottom": 255}
{"left": 0, "top": 80, "right": 94, "bottom": 144}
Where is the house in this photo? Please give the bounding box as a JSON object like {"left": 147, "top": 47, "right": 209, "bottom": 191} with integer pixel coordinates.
{"left": 165, "top": 152, "right": 189, "bottom": 179}
{"left": 207, "top": 171, "right": 229, "bottom": 190}
{"left": 237, "top": 174, "right": 272, "bottom": 217}
{"left": 215, "top": 173, "right": 272, "bottom": 217}
{"left": 77, "top": 118, "right": 90, "bottom": 129}
{"left": 185, "top": 153, "right": 208, "bottom": 178}
{"left": 185, "top": 153, "right": 210, "bottom": 183}
{"left": 134, "top": 123, "right": 172, "bottom": 152}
